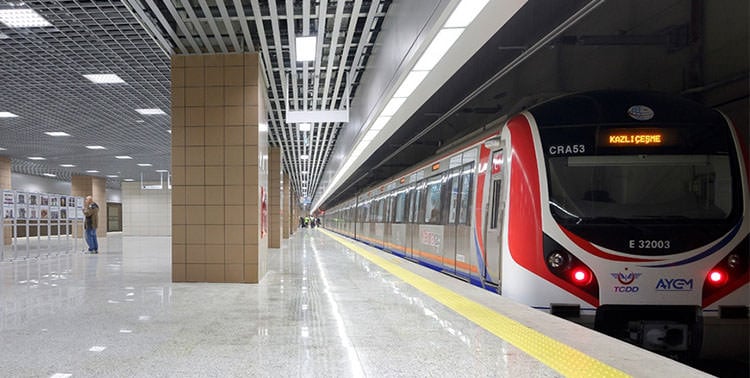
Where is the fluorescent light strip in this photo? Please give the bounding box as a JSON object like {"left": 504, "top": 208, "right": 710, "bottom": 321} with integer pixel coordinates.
{"left": 43, "top": 173, "right": 56, "bottom": 177}
{"left": 298, "top": 123, "right": 312, "bottom": 132}
{"left": 28, "top": 156, "right": 45, "bottom": 160}
{"left": 295, "top": 36, "right": 317, "bottom": 62}
{"left": 44, "top": 131, "right": 70, "bottom": 137}
{"left": 86, "top": 145, "right": 106, "bottom": 150}
{"left": 0, "top": 9, "right": 52, "bottom": 28}
{"left": 86, "top": 170, "right": 99, "bottom": 173}
{"left": 394, "top": 71, "right": 429, "bottom": 98}
{"left": 413, "top": 28, "right": 465, "bottom": 71}
{"left": 107, "top": 175, "right": 119, "bottom": 178}
{"left": 137, "top": 163, "right": 152, "bottom": 167}
{"left": 155, "top": 169, "right": 168, "bottom": 173}
{"left": 115, "top": 156, "right": 133, "bottom": 159}
{"left": 381, "top": 97, "right": 407, "bottom": 117}
{"left": 83, "top": 74, "right": 125, "bottom": 84}
{"left": 59, "top": 164, "right": 76, "bottom": 168}
{"left": 445, "top": 0, "right": 491, "bottom": 28}
{"left": 0, "top": 112, "right": 19, "bottom": 118}
{"left": 135, "top": 108, "right": 166, "bottom": 115}
{"left": 123, "top": 179, "right": 135, "bottom": 182}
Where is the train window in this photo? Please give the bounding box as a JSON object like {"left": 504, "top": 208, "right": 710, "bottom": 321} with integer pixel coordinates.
{"left": 425, "top": 176, "right": 443, "bottom": 224}
{"left": 407, "top": 184, "right": 417, "bottom": 223}
{"left": 415, "top": 180, "right": 427, "bottom": 224}
{"left": 448, "top": 169, "right": 461, "bottom": 224}
{"left": 395, "top": 191, "right": 407, "bottom": 223}
{"left": 489, "top": 179, "right": 502, "bottom": 229}
{"left": 458, "top": 163, "right": 474, "bottom": 225}
{"left": 376, "top": 198, "right": 385, "bottom": 222}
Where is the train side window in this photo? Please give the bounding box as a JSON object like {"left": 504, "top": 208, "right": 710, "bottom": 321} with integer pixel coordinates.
{"left": 395, "top": 190, "right": 406, "bottom": 223}
{"left": 377, "top": 198, "right": 385, "bottom": 222}
{"left": 458, "top": 163, "right": 474, "bottom": 225}
{"left": 489, "top": 180, "right": 502, "bottom": 229}
{"left": 408, "top": 184, "right": 418, "bottom": 223}
{"left": 448, "top": 169, "right": 460, "bottom": 224}
{"left": 416, "top": 180, "right": 427, "bottom": 224}
{"left": 425, "top": 176, "right": 443, "bottom": 224}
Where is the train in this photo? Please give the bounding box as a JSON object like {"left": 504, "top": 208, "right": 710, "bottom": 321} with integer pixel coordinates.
{"left": 322, "top": 90, "right": 749, "bottom": 358}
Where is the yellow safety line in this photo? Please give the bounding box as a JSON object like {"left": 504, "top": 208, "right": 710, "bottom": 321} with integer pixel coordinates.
{"left": 321, "top": 229, "right": 629, "bottom": 378}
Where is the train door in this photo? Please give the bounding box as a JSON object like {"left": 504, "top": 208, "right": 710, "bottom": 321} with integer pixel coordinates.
{"left": 443, "top": 169, "right": 460, "bottom": 275}
{"left": 407, "top": 181, "right": 424, "bottom": 261}
{"left": 483, "top": 149, "right": 505, "bottom": 286}
{"left": 453, "top": 163, "right": 474, "bottom": 279}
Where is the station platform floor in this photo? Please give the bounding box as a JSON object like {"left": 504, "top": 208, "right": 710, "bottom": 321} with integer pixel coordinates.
{"left": 0, "top": 229, "right": 711, "bottom": 377}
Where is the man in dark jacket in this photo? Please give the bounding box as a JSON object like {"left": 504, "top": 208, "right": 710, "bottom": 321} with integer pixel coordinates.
{"left": 83, "top": 195, "right": 99, "bottom": 253}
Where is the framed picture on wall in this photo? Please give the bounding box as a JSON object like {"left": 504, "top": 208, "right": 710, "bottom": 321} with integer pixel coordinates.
{"left": 30, "top": 207, "right": 38, "bottom": 219}
{"left": 68, "top": 197, "right": 76, "bottom": 207}
{"left": 60, "top": 208, "right": 67, "bottom": 219}
{"left": 3, "top": 205, "right": 13, "bottom": 219}
{"left": 17, "top": 192, "right": 26, "bottom": 205}
{"left": 29, "top": 194, "right": 38, "bottom": 205}
{"left": 18, "top": 205, "right": 27, "bottom": 219}
{"left": 41, "top": 195, "right": 49, "bottom": 206}
{"left": 60, "top": 197, "right": 67, "bottom": 207}
{"left": 50, "top": 196, "right": 58, "bottom": 207}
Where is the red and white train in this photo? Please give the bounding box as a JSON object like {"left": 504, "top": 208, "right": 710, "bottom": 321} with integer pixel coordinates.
{"left": 322, "top": 91, "right": 749, "bottom": 357}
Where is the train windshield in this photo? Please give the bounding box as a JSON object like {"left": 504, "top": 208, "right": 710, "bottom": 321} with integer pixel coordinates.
{"left": 541, "top": 123, "right": 740, "bottom": 224}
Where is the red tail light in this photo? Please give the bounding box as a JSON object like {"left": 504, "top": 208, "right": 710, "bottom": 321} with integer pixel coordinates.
{"left": 571, "top": 267, "right": 593, "bottom": 286}
{"left": 707, "top": 269, "right": 728, "bottom": 286}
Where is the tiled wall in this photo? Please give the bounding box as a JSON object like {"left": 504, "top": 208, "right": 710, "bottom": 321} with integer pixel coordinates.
{"left": 171, "top": 53, "right": 268, "bottom": 284}
{"left": 1, "top": 157, "right": 11, "bottom": 245}
{"left": 122, "top": 182, "right": 171, "bottom": 236}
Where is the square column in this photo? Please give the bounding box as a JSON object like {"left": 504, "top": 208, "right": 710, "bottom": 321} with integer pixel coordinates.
{"left": 283, "top": 175, "right": 290, "bottom": 239}
{"left": 171, "top": 53, "right": 269, "bottom": 284}
{"left": 268, "top": 147, "right": 282, "bottom": 248}
{"left": 1, "top": 157, "right": 11, "bottom": 245}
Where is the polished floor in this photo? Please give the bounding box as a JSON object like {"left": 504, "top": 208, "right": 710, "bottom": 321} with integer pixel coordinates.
{"left": 0, "top": 230, "right": 560, "bottom": 378}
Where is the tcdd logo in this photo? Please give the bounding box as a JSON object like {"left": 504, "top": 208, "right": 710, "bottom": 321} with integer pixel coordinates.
{"left": 611, "top": 271, "right": 642, "bottom": 294}
{"left": 656, "top": 278, "right": 694, "bottom": 291}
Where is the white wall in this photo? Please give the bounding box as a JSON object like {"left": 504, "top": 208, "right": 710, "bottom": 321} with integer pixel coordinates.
{"left": 11, "top": 173, "right": 122, "bottom": 203}
{"left": 122, "top": 182, "right": 171, "bottom": 236}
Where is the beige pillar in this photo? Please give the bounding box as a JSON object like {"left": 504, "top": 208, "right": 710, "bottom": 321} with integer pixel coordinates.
{"left": 268, "top": 147, "right": 282, "bottom": 248}
{"left": 1, "top": 157, "right": 11, "bottom": 245}
{"left": 171, "top": 53, "right": 269, "bottom": 284}
{"left": 282, "top": 175, "right": 290, "bottom": 239}
{"left": 71, "top": 175, "right": 106, "bottom": 237}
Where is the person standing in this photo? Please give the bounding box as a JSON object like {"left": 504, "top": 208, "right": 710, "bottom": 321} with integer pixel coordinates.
{"left": 83, "top": 195, "right": 99, "bottom": 254}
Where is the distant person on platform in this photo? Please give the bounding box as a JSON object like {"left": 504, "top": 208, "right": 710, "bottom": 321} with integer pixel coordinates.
{"left": 83, "top": 195, "right": 100, "bottom": 254}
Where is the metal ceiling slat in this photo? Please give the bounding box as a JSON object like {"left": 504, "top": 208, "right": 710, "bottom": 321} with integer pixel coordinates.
{"left": 163, "top": 0, "right": 202, "bottom": 54}
{"left": 311, "top": 0, "right": 328, "bottom": 110}
{"left": 121, "top": 0, "right": 175, "bottom": 56}
{"left": 197, "top": 0, "right": 228, "bottom": 54}
{"left": 216, "top": 0, "right": 241, "bottom": 52}
{"left": 179, "top": 0, "right": 215, "bottom": 54}
{"left": 140, "top": 0, "right": 188, "bottom": 54}
{"left": 320, "top": 1, "right": 346, "bottom": 110}
{"left": 231, "top": 0, "right": 256, "bottom": 52}
{"left": 286, "top": 0, "right": 300, "bottom": 110}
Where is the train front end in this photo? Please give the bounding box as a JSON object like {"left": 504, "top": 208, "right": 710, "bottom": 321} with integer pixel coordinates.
{"left": 517, "top": 91, "right": 748, "bottom": 357}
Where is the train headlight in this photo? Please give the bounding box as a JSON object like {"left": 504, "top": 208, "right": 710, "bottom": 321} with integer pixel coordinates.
{"left": 547, "top": 251, "right": 569, "bottom": 270}
{"left": 727, "top": 254, "right": 741, "bottom": 269}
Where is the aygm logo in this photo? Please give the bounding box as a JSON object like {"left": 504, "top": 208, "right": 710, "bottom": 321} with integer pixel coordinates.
{"left": 656, "top": 278, "right": 694, "bottom": 291}
{"left": 611, "top": 271, "right": 642, "bottom": 293}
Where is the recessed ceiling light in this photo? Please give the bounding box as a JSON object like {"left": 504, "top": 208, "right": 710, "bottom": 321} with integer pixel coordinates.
{"left": 83, "top": 74, "right": 125, "bottom": 84}
{"left": 59, "top": 164, "right": 76, "bottom": 168}
{"left": 137, "top": 163, "right": 152, "bottom": 167}
{"left": 135, "top": 120, "right": 145, "bottom": 123}
{"left": 155, "top": 169, "right": 169, "bottom": 173}
{"left": 44, "top": 131, "right": 71, "bottom": 137}
{"left": 295, "top": 36, "right": 317, "bottom": 62}
{"left": 166, "top": 129, "right": 172, "bottom": 134}
{"left": 0, "top": 112, "right": 19, "bottom": 118}
{"left": 299, "top": 155, "right": 309, "bottom": 160}
{"left": 382, "top": 97, "right": 407, "bottom": 117}
{"left": 42, "top": 173, "right": 56, "bottom": 177}
{"left": 106, "top": 175, "right": 119, "bottom": 178}
{"left": 28, "top": 156, "right": 46, "bottom": 160}
{"left": 301, "top": 171, "right": 308, "bottom": 174}
{"left": 86, "top": 145, "right": 106, "bottom": 150}
{"left": 0, "top": 147, "right": 6, "bottom": 151}
{"left": 413, "top": 28, "right": 464, "bottom": 71}
{"left": 135, "top": 108, "right": 166, "bottom": 115}
{"left": 298, "top": 123, "right": 312, "bottom": 132}
{"left": 86, "top": 170, "right": 100, "bottom": 173}
{"left": 0, "top": 8, "right": 52, "bottom": 28}
{"left": 115, "top": 156, "right": 133, "bottom": 159}
{"left": 123, "top": 178, "right": 135, "bottom": 182}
